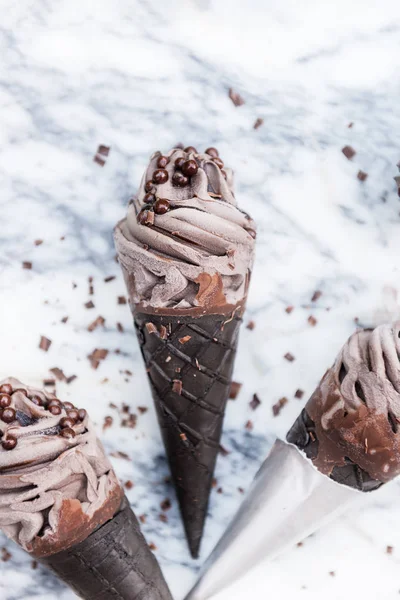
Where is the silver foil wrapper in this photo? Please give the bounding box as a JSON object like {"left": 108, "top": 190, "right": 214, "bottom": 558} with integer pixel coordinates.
{"left": 185, "top": 439, "right": 363, "bottom": 600}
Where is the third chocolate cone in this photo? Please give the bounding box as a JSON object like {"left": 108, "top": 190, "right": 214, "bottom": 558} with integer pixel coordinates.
{"left": 135, "top": 308, "right": 242, "bottom": 558}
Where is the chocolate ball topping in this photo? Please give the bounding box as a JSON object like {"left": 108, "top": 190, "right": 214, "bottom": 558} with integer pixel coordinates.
{"left": 2, "top": 436, "right": 17, "bottom": 451}
{"left": 175, "top": 156, "right": 185, "bottom": 169}
{"left": 205, "top": 147, "right": 219, "bottom": 158}
{"left": 30, "top": 395, "right": 43, "bottom": 407}
{"left": 184, "top": 146, "right": 197, "bottom": 154}
{"left": 0, "top": 384, "right": 13, "bottom": 395}
{"left": 181, "top": 160, "right": 198, "bottom": 177}
{"left": 157, "top": 155, "right": 169, "bottom": 169}
{"left": 172, "top": 171, "right": 189, "bottom": 188}
{"left": 61, "top": 428, "right": 76, "bottom": 439}
{"left": 0, "top": 395, "right": 11, "bottom": 408}
{"left": 1, "top": 408, "right": 16, "bottom": 424}
{"left": 152, "top": 169, "right": 169, "bottom": 184}
{"left": 78, "top": 409, "right": 87, "bottom": 421}
{"left": 13, "top": 388, "right": 27, "bottom": 396}
{"left": 48, "top": 399, "right": 61, "bottom": 407}
{"left": 154, "top": 198, "right": 170, "bottom": 215}
{"left": 144, "top": 180, "right": 155, "bottom": 193}
{"left": 143, "top": 192, "right": 156, "bottom": 204}
{"left": 59, "top": 417, "right": 75, "bottom": 429}
{"left": 67, "top": 409, "right": 79, "bottom": 422}
{"left": 49, "top": 405, "right": 62, "bottom": 416}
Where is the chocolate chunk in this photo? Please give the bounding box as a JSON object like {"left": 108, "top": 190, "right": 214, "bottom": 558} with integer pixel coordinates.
{"left": 39, "top": 336, "right": 52, "bottom": 352}
{"left": 229, "top": 381, "right": 242, "bottom": 400}
{"left": 357, "top": 170, "right": 368, "bottom": 182}
{"left": 98, "top": 145, "right": 110, "bottom": 156}
{"left": 87, "top": 315, "right": 105, "bottom": 332}
{"left": 250, "top": 394, "right": 261, "bottom": 410}
{"left": 22, "top": 261, "right": 32, "bottom": 270}
{"left": 272, "top": 397, "right": 288, "bottom": 417}
{"left": 118, "top": 296, "right": 127, "bottom": 305}
{"left": 342, "top": 145, "right": 356, "bottom": 160}
{"left": 229, "top": 88, "right": 245, "bottom": 107}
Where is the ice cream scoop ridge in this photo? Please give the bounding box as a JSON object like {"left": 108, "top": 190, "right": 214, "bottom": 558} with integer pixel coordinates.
{"left": 0, "top": 377, "right": 122, "bottom": 557}
{"left": 288, "top": 322, "right": 400, "bottom": 486}
{"left": 114, "top": 147, "right": 256, "bottom": 311}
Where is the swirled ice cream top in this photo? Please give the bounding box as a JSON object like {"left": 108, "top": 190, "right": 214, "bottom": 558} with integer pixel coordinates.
{"left": 0, "top": 378, "right": 122, "bottom": 557}
{"left": 114, "top": 146, "right": 256, "bottom": 312}
{"left": 306, "top": 323, "right": 400, "bottom": 483}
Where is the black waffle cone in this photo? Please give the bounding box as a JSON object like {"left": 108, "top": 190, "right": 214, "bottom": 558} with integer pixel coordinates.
{"left": 287, "top": 408, "right": 382, "bottom": 492}
{"left": 41, "top": 496, "right": 172, "bottom": 600}
{"left": 134, "top": 309, "right": 242, "bottom": 558}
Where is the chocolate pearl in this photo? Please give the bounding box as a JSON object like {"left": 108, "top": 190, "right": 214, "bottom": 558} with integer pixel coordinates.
{"left": 154, "top": 198, "right": 170, "bottom": 215}
{"left": 143, "top": 192, "right": 156, "bottom": 204}
{"left": 181, "top": 160, "right": 198, "bottom": 177}
{"left": 172, "top": 171, "right": 189, "bottom": 187}
{"left": 63, "top": 402, "right": 75, "bottom": 410}
{"left": 60, "top": 428, "right": 76, "bottom": 439}
{"left": 2, "top": 436, "right": 17, "bottom": 451}
{"left": 78, "top": 409, "right": 87, "bottom": 422}
{"left": 59, "top": 417, "right": 75, "bottom": 429}
{"left": 137, "top": 209, "right": 154, "bottom": 226}
{"left": 212, "top": 157, "right": 224, "bottom": 169}
{"left": 157, "top": 155, "right": 169, "bottom": 169}
{"left": 152, "top": 169, "right": 169, "bottom": 184}
{"left": 144, "top": 180, "right": 155, "bottom": 193}
{"left": 30, "top": 395, "right": 43, "bottom": 407}
{"left": 205, "top": 147, "right": 219, "bottom": 158}
{"left": 0, "top": 384, "right": 13, "bottom": 395}
{"left": 184, "top": 146, "right": 197, "bottom": 154}
{"left": 67, "top": 409, "right": 79, "bottom": 422}
{"left": 49, "top": 405, "right": 62, "bottom": 416}
{"left": 48, "top": 399, "right": 61, "bottom": 407}
{"left": 0, "top": 395, "right": 11, "bottom": 408}
{"left": 1, "top": 408, "right": 16, "bottom": 424}
{"left": 175, "top": 157, "right": 185, "bottom": 169}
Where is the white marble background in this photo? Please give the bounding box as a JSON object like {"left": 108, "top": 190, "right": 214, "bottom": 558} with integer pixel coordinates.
{"left": 0, "top": 0, "right": 400, "bottom": 598}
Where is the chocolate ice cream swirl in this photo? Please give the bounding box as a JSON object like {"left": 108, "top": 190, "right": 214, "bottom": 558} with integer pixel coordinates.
{"left": 114, "top": 147, "right": 256, "bottom": 312}
{"left": 0, "top": 378, "right": 122, "bottom": 557}
{"left": 302, "top": 323, "right": 400, "bottom": 483}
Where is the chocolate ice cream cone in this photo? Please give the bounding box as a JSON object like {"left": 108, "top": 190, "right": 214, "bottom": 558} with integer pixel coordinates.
{"left": 186, "top": 322, "right": 400, "bottom": 598}
{"left": 0, "top": 378, "right": 172, "bottom": 600}
{"left": 114, "top": 145, "right": 255, "bottom": 557}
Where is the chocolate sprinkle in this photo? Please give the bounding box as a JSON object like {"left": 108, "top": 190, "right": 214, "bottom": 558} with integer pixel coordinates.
{"left": 88, "top": 315, "right": 105, "bottom": 332}
{"left": 229, "top": 88, "right": 245, "bottom": 107}
{"left": 253, "top": 118, "right": 264, "bottom": 130}
{"left": 39, "top": 336, "right": 52, "bottom": 352}
{"left": 272, "top": 397, "right": 288, "bottom": 417}
{"left": 250, "top": 394, "right": 261, "bottom": 410}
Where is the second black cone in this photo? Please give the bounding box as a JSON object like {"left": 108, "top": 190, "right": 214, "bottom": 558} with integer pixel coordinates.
{"left": 134, "top": 310, "right": 242, "bottom": 558}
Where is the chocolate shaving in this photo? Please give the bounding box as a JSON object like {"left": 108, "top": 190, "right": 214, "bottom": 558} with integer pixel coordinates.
{"left": 308, "top": 316, "right": 317, "bottom": 327}
{"left": 229, "top": 88, "right": 245, "bottom": 107}
{"left": 246, "top": 320, "right": 255, "bottom": 330}
{"left": 49, "top": 368, "right": 67, "bottom": 382}
{"left": 139, "top": 515, "right": 146, "bottom": 524}
{"left": 98, "top": 145, "right": 110, "bottom": 156}
{"left": 88, "top": 348, "right": 108, "bottom": 369}
{"left": 172, "top": 380, "right": 182, "bottom": 395}
{"left": 285, "top": 306, "right": 294, "bottom": 314}
{"left": 229, "top": 381, "right": 242, "bottom": 400}
{"left": 104, "top": 275, "right": 116, "bottom": 282}
{"left": 84, "top": 301, "right": 95, "bottom": 309}
{"left": 61, "top": 316, "right": 69, "bottom": 324}
{"left": 160, "top": 498, "right": 171, "bottom": 511}
{"left": 138, "top": 406, "right": 148, "bottom": 414}
{"left": 272, "top": 397, "right": 288, "bottom": 417}
{"left": 311, "top": 290, "right": 322, "bottom": 302}
{"left": 103, "top": 416, "right": 113, "bottom": 431}
{"left": 295, "top": 389, "right": 304, "bottom": 399}
{"left": 250, "top": 394, "right": 261, "bottom": 410}
{"left": 148, "top": 543, "right": 157, "bottom": 551}
{"left": 116, "top": 322, "right": 124, "bottom": 333}
{"left": 253, "top": 118, "right": 264, "bottom": 130}
{"left": 386, "top": 545, "right": 394, "bottom": 554}
{"left": 39, "top": 336, "right": 52, "bottom": 352}
{"left": 357, "top": 170, "right": 368, "bottom": 182}
{"left": 66, "top": 375, "right": 77, "bottom": 384}
{"left": 245, "top": 420, "right": 253, "bottom": 431}
{"left": 88, "top": 315, "right": 105, "bottom": 332}
{"left": 34, "top": 240, "right": 43, "bottom": 246}
{"left": 284, "top": 352, "right": 295, "bottom": 362}
{"left": 94, "top": 155, "right": 106, "bottom": 167}
{"left": 43, "top": 378, "right": 56, "bottom": 387}
{"left": 22, "top": 261, "right": 32, "bottom": 270}
{"left": 342, "top": 145, "right": 356, "bottom": 160}
{"left": 118, "top": 296, "right": 127, "bottom": 305}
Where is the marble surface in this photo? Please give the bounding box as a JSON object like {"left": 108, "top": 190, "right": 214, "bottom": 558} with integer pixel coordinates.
{"left": 1, "top": 0, "right": 400, "bottom": 598}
